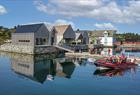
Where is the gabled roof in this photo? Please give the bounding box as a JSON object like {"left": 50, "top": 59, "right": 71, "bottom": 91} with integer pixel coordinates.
{"left": 75, "top": 30, "right": 88, "bottom": 36}
{"left": 45, "top": 24, "right": 53, "bottom": 32}
{"left": 88, "top": 30, "right": 117, "bottom": 37}
{"left": 54, "top": 25, "right": 70, "bottom": 35}
{"left": 15, "top": 23, "right": 44, "bottom": 33}
{"left": 75, "top": 33, "right": 83, "bottom": 40}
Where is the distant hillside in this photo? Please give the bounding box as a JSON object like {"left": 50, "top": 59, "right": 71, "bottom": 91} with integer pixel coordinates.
{"left": 116, "top": 33, "right": 140, "bottom": 43}
{"left": 0, "top": 26, "right": 15, "bottom": 45}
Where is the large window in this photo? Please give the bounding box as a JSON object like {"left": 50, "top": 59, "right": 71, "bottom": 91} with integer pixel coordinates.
{"left": 19, "top": 40, "right": 30, "bottom": 42}
{"left": 36, "top": 38, "right": 46, "bottom": 45}
{"left": 36, "top": 38, "right": 39, "bottom": 45}
{"left": 43, "top": 39, "right": 46, "bottom": 42}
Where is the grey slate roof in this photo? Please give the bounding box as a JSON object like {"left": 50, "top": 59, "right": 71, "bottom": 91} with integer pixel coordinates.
{"left": 15, "top": 23, "right": 43, "bottom": 33}
{"left": 75, "top": 30, "right": 88, "bottom": 35}
{"left": 45, "top": 24, "right": 53, "bottom": 32}
{"left": 54, "top": 25, "right": 70, "bottom": 35}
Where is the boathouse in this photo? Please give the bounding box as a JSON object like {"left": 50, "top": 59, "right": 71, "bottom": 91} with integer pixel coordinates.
{"left": 12, "top": 23, "right": 50, "bottom": 46}
{"left": 0, "top": 23, "right": 58, "bottom": 54}
{"left": 51, "top": 25, "right": 75, "bottom": 45}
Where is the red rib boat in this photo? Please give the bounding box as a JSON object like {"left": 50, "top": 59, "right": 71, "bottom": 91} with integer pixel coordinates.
{"left": 94, "top": 57, "right": 136, "bottom": 69}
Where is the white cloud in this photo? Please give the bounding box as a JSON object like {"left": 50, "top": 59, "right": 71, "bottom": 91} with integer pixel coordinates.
{"left": 34, "top": 0, "right": 49, "bottom": 13}
{"left": 0, "top": 5, "right": 7, "bottom": 15}
{"left": 34, "top": 0, "right": 140, "bottom": 24}
{"left": 94, "top": 23, "right": 116, "bottom": 29}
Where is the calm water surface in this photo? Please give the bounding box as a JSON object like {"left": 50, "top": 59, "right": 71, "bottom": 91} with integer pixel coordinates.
{"left": 0, "top": 52, "right": 140, "bottom": 95}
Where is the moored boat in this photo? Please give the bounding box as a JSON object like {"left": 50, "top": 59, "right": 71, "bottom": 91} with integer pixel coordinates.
{"left": 94, "top": 56, "right": 137, "bottom": 69}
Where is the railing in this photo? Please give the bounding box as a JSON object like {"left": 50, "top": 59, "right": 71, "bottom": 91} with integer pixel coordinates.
{"left": 70, "top": 44, "right": 88, "bottom": 50}
{"left": 54, "top": 44, "right": 74, "bottom": 53}
{"left": 60, "top": 44, "right": 74, "bottom": 50}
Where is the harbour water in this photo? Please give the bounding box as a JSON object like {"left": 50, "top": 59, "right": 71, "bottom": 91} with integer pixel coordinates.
{"left": 0, "top": 51, "right": 140, "bottom": 95}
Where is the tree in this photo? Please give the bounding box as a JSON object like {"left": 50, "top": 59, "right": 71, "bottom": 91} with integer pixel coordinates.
{"left": 0, "top": 26, "right": 15, "bottom": 45}
{"left": 116, "top": 33, "right": 140, "bottom": 43}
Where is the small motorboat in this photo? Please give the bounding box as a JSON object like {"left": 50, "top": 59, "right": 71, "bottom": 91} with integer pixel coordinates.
{"left": 94, "top": 57, "right": 137, "bottom": 69}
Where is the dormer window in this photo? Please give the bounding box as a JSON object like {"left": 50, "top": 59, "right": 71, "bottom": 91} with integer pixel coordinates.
{"left": 104, "top": 31, "right": 108, "bottom": 37}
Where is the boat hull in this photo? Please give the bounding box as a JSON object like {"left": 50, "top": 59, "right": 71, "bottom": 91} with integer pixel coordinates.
{"left": 94, "top": 60, "right": 136, "bottom": 69}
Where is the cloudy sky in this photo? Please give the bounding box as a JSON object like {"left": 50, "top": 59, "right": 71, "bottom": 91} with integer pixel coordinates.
{"left": 0, "top": 0, "right": 140, "bottom": 33}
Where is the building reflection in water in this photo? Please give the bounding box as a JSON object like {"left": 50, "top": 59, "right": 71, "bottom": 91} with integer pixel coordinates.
{"left": 10, "top": 54, "right": 76, "bottom": 84}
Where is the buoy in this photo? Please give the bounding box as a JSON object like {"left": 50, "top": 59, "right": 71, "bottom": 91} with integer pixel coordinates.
{"left": 87, "top": 58, "right": 95, "bottom": 63}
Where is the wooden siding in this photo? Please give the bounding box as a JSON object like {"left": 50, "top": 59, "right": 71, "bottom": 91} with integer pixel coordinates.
{"left": 35, "top": 24, "right": 50, "bottom": 45}
{"left": 12, "top": 24, "right": 50, "bottom": 46}
{"left": 12, "top": 33, "right": 35, "bottom": 46}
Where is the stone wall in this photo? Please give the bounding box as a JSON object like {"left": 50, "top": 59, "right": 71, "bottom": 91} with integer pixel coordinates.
{"left": 0, "top": 43, "right": 34, "bottom": 54}
{"left": 0, "top": 43, "right": 58, "bottom": 54}
{"left": 34, "top": 45, "right": 57, "bottom": 54}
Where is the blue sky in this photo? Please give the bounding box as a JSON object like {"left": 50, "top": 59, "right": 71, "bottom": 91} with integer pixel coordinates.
{"left": 0, "top": 0, "right": 140, "bottom": 34}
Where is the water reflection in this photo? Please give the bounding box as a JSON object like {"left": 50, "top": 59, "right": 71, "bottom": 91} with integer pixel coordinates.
{"left": 10, "top": 53, "right": 76, "bottom": 84}
{"left": 0, "top": 51, "right": 139, "bottom": 84}
{"left": 94, "top": 67, "right": 136, "bottom": 77}
{"left": 1, "top": 51, "right": 140, "bottom": 95}
{"left": 5, "top": 52, "right": 138, "bottom": 80}
{"left": 101, "top": 48, "right": 116, "bottom": 56}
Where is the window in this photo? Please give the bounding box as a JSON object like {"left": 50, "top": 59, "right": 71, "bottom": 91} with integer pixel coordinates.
{"left": 104, "top": 38, "right": 108, "bottom": 45}
{"left": 43, "top": 39, "right": 46, "bottom": 42}
{"left": 40, "top": 38, "right": 43, "bottom": 45}
{"left": 36, "top": 38, "right": 39, "bottom": 45}
{"left": 104, "top": 31, "right": 108, "bottom": 37}
{"left": 90, "top": 42, "right": 93, "bottom": 44}
{"left": 19, "top": 40, "right": 30, "bottom": 42}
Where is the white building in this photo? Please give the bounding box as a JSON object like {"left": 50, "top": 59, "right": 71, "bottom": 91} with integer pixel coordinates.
{"left": 89, "top": 30, "right": 117, "bottom": 47}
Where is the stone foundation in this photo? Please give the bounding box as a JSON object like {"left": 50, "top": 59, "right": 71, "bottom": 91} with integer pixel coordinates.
{"left": 0, "top": 43, "right": 34, "bottom": 54}
{"left": 35, "top": 45, "right": 57, "bottom": 54}
{"left": 0, "top": 43, "right": 58, "bottom": 54}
